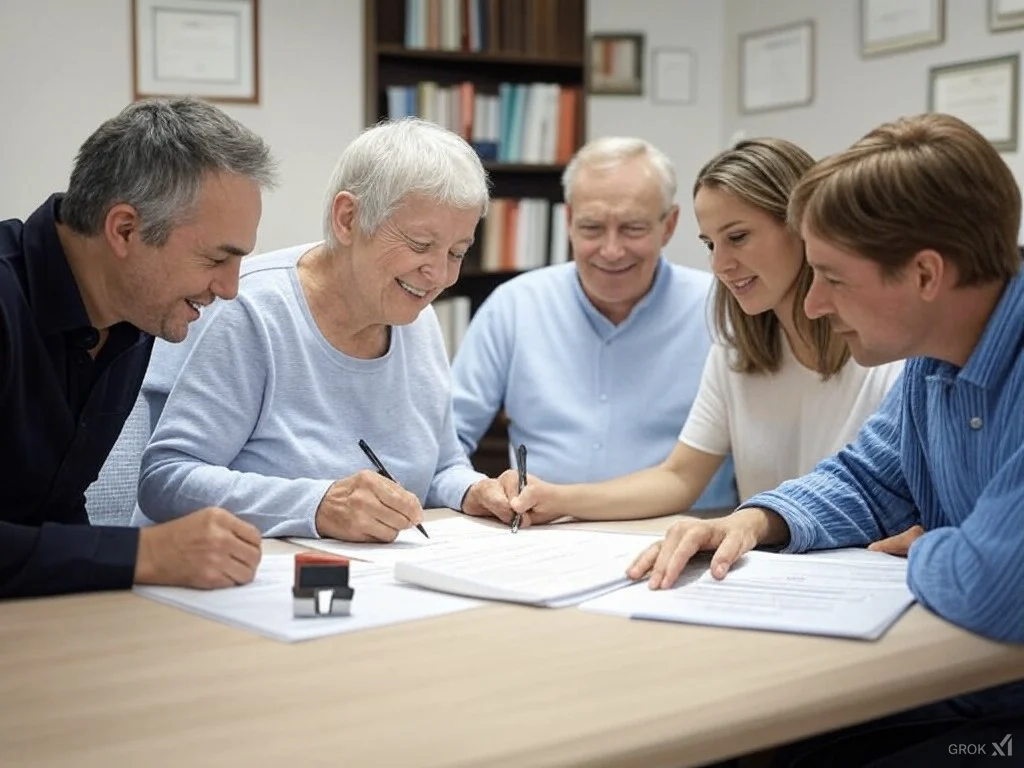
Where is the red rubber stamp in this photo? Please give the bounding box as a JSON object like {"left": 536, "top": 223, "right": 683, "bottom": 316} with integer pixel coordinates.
{"left": 292, "top": 552, "right": 354, "bottom": 618}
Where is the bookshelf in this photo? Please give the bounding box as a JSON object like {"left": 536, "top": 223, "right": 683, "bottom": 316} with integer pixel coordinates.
{"left": 364, "top": 0, "right": 588, "bottom": 476}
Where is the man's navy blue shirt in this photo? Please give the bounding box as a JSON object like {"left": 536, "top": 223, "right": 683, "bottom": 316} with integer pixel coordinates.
{"left": 0, "top": 195, "right": 153, "bottom": 598}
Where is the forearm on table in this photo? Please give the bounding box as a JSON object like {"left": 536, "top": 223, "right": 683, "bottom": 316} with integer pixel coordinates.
{"left": 567, "top": 466, "right": 705, "bottom": 521}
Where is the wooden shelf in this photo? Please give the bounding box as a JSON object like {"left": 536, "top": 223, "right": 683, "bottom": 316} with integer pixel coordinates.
{"left": 483, "top": 163, "right": 565, "bottom": 173}
{"left": 376, "top": 43, "right": 583, "bottom": 69}
{"left": 367, "top": 0, "right": 585, "bottom": 475}
{"left": 458, "top": 268, "right": 527, "bottom": 279}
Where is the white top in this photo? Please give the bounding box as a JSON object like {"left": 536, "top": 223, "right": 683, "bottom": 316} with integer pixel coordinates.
{"left": 680, "top": 342, "right": 904, "bottom": 503}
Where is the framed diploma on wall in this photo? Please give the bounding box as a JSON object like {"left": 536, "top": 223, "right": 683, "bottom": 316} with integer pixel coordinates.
{"left": 132, "top": 0, "right": 259, "bottom": 104}
{"left": 860, "top": 0, "right": 944, "bottom": 57}
{"left": 739, "top": 21, "right": 814, "bottom": 114}
{"left": 929, "top": 54, "right": 1019, "bottom": 152}
{"left": 989, "top": 0, "right": 1024, "bottom": 32}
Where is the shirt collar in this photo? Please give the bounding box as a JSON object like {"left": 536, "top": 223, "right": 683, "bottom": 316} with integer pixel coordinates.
{"left": 572, "top": 256, "right": 669, "bottom": 339}
{"left": 958, "top": 267, "right": 1024, "bottom": 389}
{"left": 23, "top": 194, "right": 95, "bottom": 338}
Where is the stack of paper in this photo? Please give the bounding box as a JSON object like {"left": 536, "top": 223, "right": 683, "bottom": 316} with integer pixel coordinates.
{"left": 134, "top": 554, "right": 482, "bottom": 643}
{"left": 393, "top": 528, "right": 659, "bottom": 607}
{"left": 579, "top": 548, "right": 915, "bottom": 640}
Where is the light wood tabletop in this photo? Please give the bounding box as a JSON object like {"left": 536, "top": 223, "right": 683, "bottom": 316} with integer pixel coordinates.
{"left": 1, "top": 510, "right": 1022, "bottom": 768}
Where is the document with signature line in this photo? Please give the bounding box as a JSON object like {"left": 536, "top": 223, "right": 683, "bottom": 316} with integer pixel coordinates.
{"left": 580, "top": 548, "right": 915, "bottom": 640}
{"left": 394, "top": 528, "right": 660, "bottom": 607}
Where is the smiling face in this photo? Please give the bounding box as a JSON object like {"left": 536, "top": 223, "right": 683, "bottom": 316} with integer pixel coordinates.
{"left": 802, "top": 228, "right": 938, "bottom": 366}
{"left": 567, "top": 156, "right": 679, "bottom": 324}
{"left": 694, "top": 185, "right": 804, "bottom": 318}
{"left": 349, "top": 194, "right": 480, "bottom": 327}
{"left": 114, "top": 171, "right": 262, "bottom": 342}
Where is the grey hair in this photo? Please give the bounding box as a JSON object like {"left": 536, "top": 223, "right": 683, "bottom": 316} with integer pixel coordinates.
{"left": 561, "top": 137, "right": 677, "bottom": 210}
{"left": 61, "top": 97, "right": 277, "bottom": 246}
{"left": 322, "top": 117, "right": 490, "bottom": 247}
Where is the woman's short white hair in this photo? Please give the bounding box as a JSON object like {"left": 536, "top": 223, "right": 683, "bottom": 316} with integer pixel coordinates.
{"left": 561, "top": 137, "right": 677, "bottom": 211}
{"left": 323, "top": 117, "right": 490, "bottom": 247}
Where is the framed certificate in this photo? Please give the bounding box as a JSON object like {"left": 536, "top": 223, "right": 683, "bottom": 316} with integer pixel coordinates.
{"left": 929, "top": 54, "right": 1019, "bottom": 152}
{"left": 132, "top": 0, "right": 259, "bottom": 103}
{"left": 860, "top": 0, "right": 944, "bottom": 57}
{"left": 989, "top": 0, "right": 1024, "bottom": 31}
{"left": 651, "top": 48, "right": 696, "bottom": 105}
{"left": 739, "top": 21, "right": 814, "bottom": 114}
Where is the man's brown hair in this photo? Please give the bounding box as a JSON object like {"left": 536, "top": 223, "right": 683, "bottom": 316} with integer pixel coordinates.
{"left": 789, "top": 113, "right": 1021, "bottom": 286}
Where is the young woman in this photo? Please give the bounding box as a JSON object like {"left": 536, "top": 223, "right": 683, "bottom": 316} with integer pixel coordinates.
{"left": 506, "top": 138, "right": 903, "bottom": 524}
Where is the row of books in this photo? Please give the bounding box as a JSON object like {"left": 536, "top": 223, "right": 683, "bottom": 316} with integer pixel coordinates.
{"left": 434, "top": 296, "right": 471, "bottom": 361}
{"left": 386, "top": 81, "right": 580, "bottom": 164}
{"left": 479, "top": 198, "right": 568, "bottom": 272}
{"left": 402, "top": 0, "right": 583, "bottom": 58}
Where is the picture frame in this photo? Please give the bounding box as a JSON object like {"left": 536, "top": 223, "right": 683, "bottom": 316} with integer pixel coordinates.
{"left": 860, "top": 0, "right": 944, "bottom": 57}
{"left": 132, "top": 0, "right": 259, "bottom": 104}
{"left": 739, "top": 21, "right": 814, "bottom": 114}
{"left": 588, "top": 33, "right": 644, "bottom": 96}
{"left": 929, "top": 54, "right": 1019, "bottom": 152}
{"left": 989, "top": 0, "right": 1024, "bottom": 32}
{"left": 651, "top": 48, "right": 696, "bottom": 105}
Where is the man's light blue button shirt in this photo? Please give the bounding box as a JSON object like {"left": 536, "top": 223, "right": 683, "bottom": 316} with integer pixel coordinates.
{"left": 452, "top": 258, "right": 737, "bottom": 509}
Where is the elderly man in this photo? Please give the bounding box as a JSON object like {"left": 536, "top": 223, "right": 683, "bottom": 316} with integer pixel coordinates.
{"left": 132, "top": 118, "right": 513, "bottom": 540}
{"left": 451, "top": 137, "right": 737, "bottom": 518}
{"left": 0, "top": 97, "right": 276, "bottom": 598}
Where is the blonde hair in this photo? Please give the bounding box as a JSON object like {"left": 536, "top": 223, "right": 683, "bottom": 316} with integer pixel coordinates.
{"left": 694, "top": 138, "right": 849, "bottom": 379}
{"left": 789, "top": 113, "right": 1021, "bottom": 286}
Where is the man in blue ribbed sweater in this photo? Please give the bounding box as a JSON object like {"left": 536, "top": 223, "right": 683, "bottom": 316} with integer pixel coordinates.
{"left": 629, "top": 112, "right": 1022, "bottom": 764}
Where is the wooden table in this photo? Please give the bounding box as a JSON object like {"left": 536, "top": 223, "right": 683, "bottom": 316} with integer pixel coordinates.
{"left": 2, "top": 511, "right": 1022, "bottom": 767}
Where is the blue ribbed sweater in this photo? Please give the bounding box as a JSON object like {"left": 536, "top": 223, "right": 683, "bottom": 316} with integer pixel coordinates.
{"left": 747, "top": 270, "right": 1024, "bottom": 716}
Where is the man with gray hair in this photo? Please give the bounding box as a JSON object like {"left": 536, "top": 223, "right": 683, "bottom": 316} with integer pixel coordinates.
{"left": 0, "top": 97, "right": 277, "bottom": 598}
{"left": 452, "top": 137, "right": 737, "bottom": 522}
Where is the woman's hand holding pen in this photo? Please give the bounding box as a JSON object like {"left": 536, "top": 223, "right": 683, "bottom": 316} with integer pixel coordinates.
{"left": 462, "top": 478, "right": 517, "bottom": 524}
{"left": 503, "top": 473, "right": 570, "bottom": 526}
{"left": 315, "top": 470, "right": 425, "bottom": 542}
{"left": 627, "top": 507, "right": 790, "bottom": 589}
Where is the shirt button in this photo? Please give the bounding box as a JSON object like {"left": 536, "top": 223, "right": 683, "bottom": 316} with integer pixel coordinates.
{"left": 593, "top": 442, "right": 602, "bottom": 450}
{"left": 599, "top": 394, "right": 608, "bottom": 402}
{"left": 969, "top": 416, "right": 983, "bottom": 430}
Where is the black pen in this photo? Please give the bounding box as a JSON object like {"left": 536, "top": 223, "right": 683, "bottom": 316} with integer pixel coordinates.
{"left": 358, "top": 438, "right": 429, "bottom": 539}
{"left": 511, "top": 443, "right": 527, "bottom": 534}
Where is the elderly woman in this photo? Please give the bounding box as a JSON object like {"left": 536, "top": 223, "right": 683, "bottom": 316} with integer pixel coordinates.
{"left": 132, "top": 118, "right": 512, "bottom": 540}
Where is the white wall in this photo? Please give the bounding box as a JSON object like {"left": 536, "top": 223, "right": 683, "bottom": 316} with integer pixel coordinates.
{"left": 587, "top": 0, "right": 725, "bottom": 269}
{"left": 722, "top": 0, "right": 1024, "bottom": 193}
{"left": 6, "top": 1, "right": 1017, "bottom": 260}
{"left": 0, "top": 0, "right": 364, "bottom": 252}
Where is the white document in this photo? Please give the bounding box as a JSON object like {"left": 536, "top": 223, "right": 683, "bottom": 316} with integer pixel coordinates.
{"left": 290, "top": 516, "right": 511, "bottom": 565}
{"left": 394, "top": 529, "right": 659, "bottom": 607}
{"left": 580, "top": 548, "right": 915, "bottom": 640}
{"left": 134, "top": 554, "right": 482, "bottom": 643}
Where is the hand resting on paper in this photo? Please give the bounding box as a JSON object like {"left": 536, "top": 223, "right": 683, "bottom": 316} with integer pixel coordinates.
{"left": 461, "top": 477, "right": 516, "bottom": 524}
{"left": 627, "top": 507, "right": 790, "bottom": 590}
{"left": 867, "top": 524, "right": 924, "bottom": 557}
{"left": 315, "top": 470, "right": 424, "bottom": 542}
{"left": 135, "top": 506, "right": 262, "bottom": 589}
